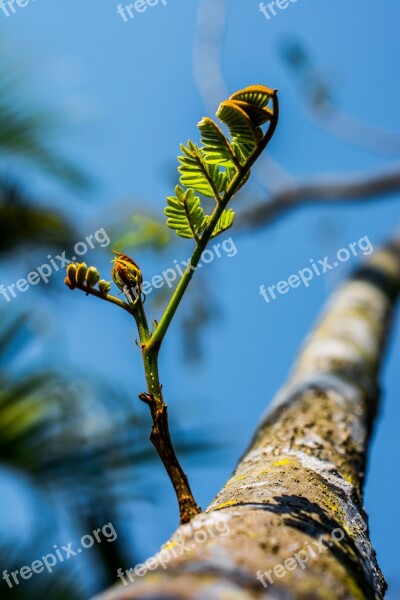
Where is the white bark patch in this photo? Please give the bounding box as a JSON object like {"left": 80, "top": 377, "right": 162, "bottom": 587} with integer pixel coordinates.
{"left": 239, "top": 447, "right": 271, "bottom": 466}
{"left": 238, "top": 482, "right": 285, "bottom": 494}
{"left": 319, "top": 314, "right": 381, "bottom": 356}
{"left": 171, "top": 510, "right": 233, "bottom": 543}
{"left": 194, "top": 581, "right": 252, "bottom": 600}
{"left": 267, "top": 372, "right": 364, "bottom": 413}
{"left": 328, "top": 281, "right": 387, "bottom": 314}
{"left": 285, "top": 449, "right": 355, "bottom": 496}
{"left": 295, "top": 433, "right": 325, "bottom": 449}
{"left": 299, "top": 339, "right": 370, "bottom": 368}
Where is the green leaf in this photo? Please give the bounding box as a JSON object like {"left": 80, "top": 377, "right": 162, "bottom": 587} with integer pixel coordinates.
{"left": 198, "top": 117, "right": 239, "bottom": 168}
{"left": 210, "top": 208, "right": 235, "bottom": 239}
{"left": 178, "top": 142, "right": 227, "bottom": 198}
{"left": 233, "top": 100, "right": 274, "bottom": 127}
{"left": 217, "top": 100, "right": 263, "bottom": 161}
{"left": 165, "top": 84, "right": 278, "bottom": 244}
{"left": 165, "top": 186, "right": 207, "bottom": 240}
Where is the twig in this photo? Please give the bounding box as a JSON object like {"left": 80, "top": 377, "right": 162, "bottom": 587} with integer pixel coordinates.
{"left": 139, "top": 392, "right": 201, "bottom": 524}
{"left": 240, "top": 164, "right": 400, "bottom": 230}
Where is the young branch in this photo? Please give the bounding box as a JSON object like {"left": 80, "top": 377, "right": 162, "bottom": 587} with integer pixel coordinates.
{"left": 146, "top": 95, "right": 279, "bottom": 355}
{"left": 110, "top": 254, "right": 201, "bottom": 523}
{"left": 73, "top": 284, "right": 136, "bottom": 316}
{"left": 139, "top": 391, "right": 201, "bottom": 524}
{"left": 66, "top": 86, "right": 279, "bottom": 526}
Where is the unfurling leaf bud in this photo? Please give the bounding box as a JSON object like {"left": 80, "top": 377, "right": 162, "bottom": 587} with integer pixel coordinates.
{"left": 64, "top": 277, "right": 75, "bottom": 290}
{"left": 66, "top": 263, "right": 77, "bottom": 286}
{"left": 98, "top": 279, "right": 111, "bottom": 294}
{"left": 76, "top": 263, "right": 87, "bottom": 286}
{"left": 112, "top": 251, "right": 142, "bottom": 303}
{"left": 85, "top": 266, "right": 100, "bottom": 288}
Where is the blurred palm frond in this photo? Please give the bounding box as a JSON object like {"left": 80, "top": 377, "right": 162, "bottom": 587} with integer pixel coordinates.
{"left": 0, "top": 180, "right": 75, "bottom": 255}
{"left": 0, "top": 81, "right": 91, "bottom": 190}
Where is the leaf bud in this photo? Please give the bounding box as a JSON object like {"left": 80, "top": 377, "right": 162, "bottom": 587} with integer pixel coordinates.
{"left": 85, "top": 266, "right": 100, "bottom": 288}
{"left": 112, "top": 252, "right": 142, "bottom": 302}
{"left": 98, "top": 279, "right": 111, "bottom": 294}
{"left": 66, "top": 263, "right": 77, "bottom": 286}
{"left": 76, "top": 263, "right": 88, "bottom": 286}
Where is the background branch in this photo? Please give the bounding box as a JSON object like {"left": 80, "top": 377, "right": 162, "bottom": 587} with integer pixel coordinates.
{"left": 281, "top": 39, "right": 400, "bottom": 158}
{"left": 240, "top": 164, "right": 400, "bottom": 230}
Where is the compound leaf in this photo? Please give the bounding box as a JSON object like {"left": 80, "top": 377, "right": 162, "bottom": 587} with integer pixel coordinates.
{"left": 210, "top": 208, "right": 235, "bottom": 239}
{"left": 198, "top": 117, "right": 239, "bottom": 168}
{"left": 217, "top": 100, "right": 263, "bottom": 162}
{"left": 165, "top": 186, "right": 207, "bottom": 240}
{"left": 179, "top": 142, "right": 227, "bottom": 198}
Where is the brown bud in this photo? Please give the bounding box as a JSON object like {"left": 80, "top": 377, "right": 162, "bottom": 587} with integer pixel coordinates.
{"left": 111, "top": 252, "right": 142, "bottom": 302}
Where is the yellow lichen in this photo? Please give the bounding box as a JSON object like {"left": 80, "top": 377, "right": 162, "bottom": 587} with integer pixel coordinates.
{"left": 216, "top": 499, "right": 238, "bottom": 510}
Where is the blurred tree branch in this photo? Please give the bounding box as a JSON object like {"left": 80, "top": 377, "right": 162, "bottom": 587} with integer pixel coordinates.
{"left": 281, "top": 39, "right": 400, "bottom": 158}
{"left": 240, "top": 163, "right": 400, "bottom": 229}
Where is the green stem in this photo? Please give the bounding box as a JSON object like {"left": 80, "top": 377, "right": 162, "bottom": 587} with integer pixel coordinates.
{"left": 77, "top": 282, "right": 199, "bottom": 522}
{"left": 129, "top": 299, "right": 200, "bottom": 523}
{"left": 146, "top": 95, "right": 279, "bottom": 353}
{"left": 133, "top": 300, "right": 151, "bottom": 346}
{"left": 75, "top": 284, "right": 136, "bottom": 316}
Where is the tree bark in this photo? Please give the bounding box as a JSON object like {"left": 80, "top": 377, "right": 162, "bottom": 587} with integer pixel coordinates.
{"left": 94, "top": 240, "right": 400, "bottom": 600}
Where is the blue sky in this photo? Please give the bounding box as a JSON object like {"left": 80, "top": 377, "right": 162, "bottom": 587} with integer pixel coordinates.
{"left": 1, "top": 0, "right": 399, "bottom": 596}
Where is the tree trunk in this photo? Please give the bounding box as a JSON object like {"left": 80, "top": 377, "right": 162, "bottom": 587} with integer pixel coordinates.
{"left": 94, "top": 240, "right": 400, "bottom": 600}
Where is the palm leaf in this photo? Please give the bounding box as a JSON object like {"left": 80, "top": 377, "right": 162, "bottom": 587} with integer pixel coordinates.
{"left": 0, "top": 180, "right": 74, "bottom": 255}
{"left": 0, "top": 91, "right": 90, "bottom": 190}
